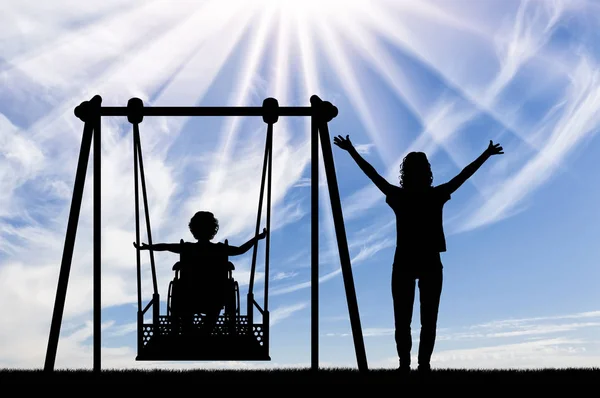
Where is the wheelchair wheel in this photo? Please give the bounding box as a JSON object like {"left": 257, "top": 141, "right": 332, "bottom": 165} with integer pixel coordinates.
{"left": 167, "top": 280, "right": 175, "bottom": 316}
{"left": 224, "top": 279, "right": 239, "bottom": 319}
{"left": 234, "top": 281, "right": 240, "bottom": 318}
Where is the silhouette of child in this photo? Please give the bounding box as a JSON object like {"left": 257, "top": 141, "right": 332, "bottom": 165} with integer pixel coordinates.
{"left": 134, "top": 211, "right": 266, "bottom": 337}
{"left": 334, "top": 134, "right": 503, "bottom": 375}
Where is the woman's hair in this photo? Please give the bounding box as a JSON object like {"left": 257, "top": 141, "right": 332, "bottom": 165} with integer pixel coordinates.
{"left": 188, "top": 211, "right": 219, "bottom": 240}
{"left": 399, "top": 151, "right": 433, "bottom": 189}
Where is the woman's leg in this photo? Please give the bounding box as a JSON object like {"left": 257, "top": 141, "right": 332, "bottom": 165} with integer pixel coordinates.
{"left": 417, "top": 255, "right": 444, "bottom": 370}
{"left": 392, "top": 266, "right": 417, "bottom": 369}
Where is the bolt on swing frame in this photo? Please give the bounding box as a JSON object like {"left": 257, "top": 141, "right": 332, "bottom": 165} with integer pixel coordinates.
{"left": 43, "top": 94, "right": 368, "bottom": 373}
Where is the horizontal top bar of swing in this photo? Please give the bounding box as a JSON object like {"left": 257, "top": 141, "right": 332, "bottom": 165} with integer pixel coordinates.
{"left": 100, "top": 106, "right": 316, "bottom": 117}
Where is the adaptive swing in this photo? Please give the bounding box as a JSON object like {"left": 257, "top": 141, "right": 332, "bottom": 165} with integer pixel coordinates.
{"left": 130, "top": 98, "right": 275, "bottom": 361}
{"left": 43, "top": 94, "right": 369, "bottom": 373}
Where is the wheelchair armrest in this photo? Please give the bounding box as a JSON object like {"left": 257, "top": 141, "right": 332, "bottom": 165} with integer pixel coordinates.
{"left": 226, "top": 261, "right": 235, "bottom": 279}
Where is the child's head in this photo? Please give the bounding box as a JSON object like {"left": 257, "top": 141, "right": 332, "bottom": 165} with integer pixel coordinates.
{"left": 189, "top": 211, "right": 219, "bottom": 241}
{"left": 399, "top": 151, "right": 433, "bottom": 189}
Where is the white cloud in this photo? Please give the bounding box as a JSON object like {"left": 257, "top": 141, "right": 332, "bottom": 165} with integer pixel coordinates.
{"left": 353, "top": 143, "right": 375, "bottom": 155}
{"left": 106, "top": 322, "right": 138, "bottom": 338}
{"left": 363, "top": 328, "right": 394, "bottom": 337}
{"left": 270, "top": 302, "right": 308, "bottom": 326}
{"left": 331, "top": 309, "right": 600, "bottom": 369}
{"left": 372, "top": 337, "right": 599, "bottom": 370}
{"left": 339, "top": 0, "right": 600, "bottom": 236}
{"left": 350, "top": 310, "right": 600, "bottom": 343}
{"left": 484, "top": 0, "right": 567, "bottom": 104}
{"left": 273, "top": 271, "right": 299, "bottom": 281}
{"left": 456, "top": 55, "right": 600, "bottom": 232}
{"left": 431, "top": 338, "right": 597, "bottom": 369}
{"left": 269, "top": 231, "right": 395, "bottom": 297}
{"left": 350, "top": 238, "right": 395, "bottom": 264}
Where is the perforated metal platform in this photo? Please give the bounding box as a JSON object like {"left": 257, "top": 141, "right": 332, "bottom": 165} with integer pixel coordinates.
{"left": 136, "top": 315, "right": 270, "bottom": 361}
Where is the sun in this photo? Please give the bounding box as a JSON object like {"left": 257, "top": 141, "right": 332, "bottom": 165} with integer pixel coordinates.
{"left": 253, "top": 0, "right": 365, "bottom": 18}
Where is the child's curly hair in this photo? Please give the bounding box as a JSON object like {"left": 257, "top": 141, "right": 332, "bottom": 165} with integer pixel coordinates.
{"left": 188, "top": 211, "right": 219, "bottom": 240}
{"left": 399, "top": 151, "right": 433, "bottom": 189}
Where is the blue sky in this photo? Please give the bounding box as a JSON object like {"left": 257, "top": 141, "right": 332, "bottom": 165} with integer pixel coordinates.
{"left": 1, "top": 0, "right": 600, "bottom": 370}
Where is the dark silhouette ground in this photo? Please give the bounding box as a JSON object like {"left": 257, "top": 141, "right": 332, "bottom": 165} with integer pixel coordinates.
{"left": 2, "top": 367, "right": 598, "bottom": 384}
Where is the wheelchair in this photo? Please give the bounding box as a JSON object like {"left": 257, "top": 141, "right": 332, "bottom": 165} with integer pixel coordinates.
{"left": 166, "top": 241, "right": 240, "bottom": 335}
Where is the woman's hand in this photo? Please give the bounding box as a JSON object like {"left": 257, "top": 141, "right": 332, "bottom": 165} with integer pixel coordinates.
{"left": 486, "top": 140, "right": 504, "bottom": 156}
{"left": 333, "top": 134, "right": 354, "bottom": 151}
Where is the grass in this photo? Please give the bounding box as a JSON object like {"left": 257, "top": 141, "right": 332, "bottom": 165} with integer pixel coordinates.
{"left": 1, "top": 367, "right": 599, "bottom": 384}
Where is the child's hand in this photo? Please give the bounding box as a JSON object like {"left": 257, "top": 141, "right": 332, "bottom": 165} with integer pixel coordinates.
{"left": 257, "top": 228, "right": 267, "bottom": 240}
{"left": 133, "top": 241, "right": 149, "bottom": 250}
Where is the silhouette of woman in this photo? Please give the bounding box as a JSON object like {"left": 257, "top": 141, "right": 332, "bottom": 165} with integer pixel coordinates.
{"left": 134, "top": 211, "right": 266, "bottom": 336}
{"left": 334, "top": 135, "right": 503, "bottom": 374}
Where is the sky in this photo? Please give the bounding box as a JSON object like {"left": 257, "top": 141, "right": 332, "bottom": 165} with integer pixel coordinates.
{"left": 1, "top": 0, "right": 600, "bottom": 371}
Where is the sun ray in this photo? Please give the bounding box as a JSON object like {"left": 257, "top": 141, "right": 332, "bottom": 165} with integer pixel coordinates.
{"left": 267, "top": 4, "right": 315, "bottom": 220}
{"left": 246, "top": 5, "right": 295, "bottom": 294}
{"left": 305, "top": 8, "right": 433, "bottom": 259}
{"left": 309, "top": 11, "right": 399, "bottom": 166}
{"left": 189, "top": 5, "right": 278, "bottom": 216}
{"left": 270, "top": 6, "right": 292, "bottom": 105}
{"left": 327, "top": 10, "right": 425, "bottom": 120}
{"left": 456, "top": 63, "right": 600, "bottom": 233}
{"left": 357, "top": 0, "right": 583, "bottom": 167}
{"left": 379, "top": 0, "right": 497, "bottom": 40}
{"left": 142, "top": 3, "right": 259, "bottom": 110}
{"left": 291, "top": 7, "right": 342, "bottom": 272}
{"left": 328, "top": 14, "right": 485, "bottom": 193}
{"left": 120, "top": 1, "right": 261, "bottom": 179}
{"left": 1, "top": 0, "right": 171, "bottom": 74}
{"left": 311, "top": 9, "right": 485, "bottom": 208}
{"left": 293, "top": 7, "right": 322, "bottom": 111}
{"left": 369, "top": 0, "right": 585, "bottom": 185}
{"left": 47, "top": 1, "right": 261, "bottom": 305}
{"left": 327, "top": 5, "right": 468, "bottom": 166}
{"left": 352, "top": 3, "right": 575, "bottom": 183}
{"left": 23, "top": 0, "right": 242, "bottom": 144}
{"left": 266, "top": 3, "right": 293, "bottom": 160}
{"left": 358, "top": 3, "right": 551, "bottom": 146}
{"left": 6, "top": 1, "right": 199, "bottom": 95}
{"left": 384, "top": 0, "right": 574, "bottom": 76}
{"left": 8, "top": 1, "right": 258, "bottom": 247}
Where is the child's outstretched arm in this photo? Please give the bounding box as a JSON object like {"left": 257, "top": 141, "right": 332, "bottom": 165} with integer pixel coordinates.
{"left": 439, "top": 140, "right": 503, "bottom": 195}
{"left": 133, "top": 241, "right": 182, "bottom": 254}
{"left": 227, "top": 228, "right": 267, "bottom": 256}
{"left": 333, "top": 134, "right": 394, "bottom": 196}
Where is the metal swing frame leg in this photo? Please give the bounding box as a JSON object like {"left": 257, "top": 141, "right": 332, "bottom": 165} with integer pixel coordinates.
{"left": 310, "top": 97, "right": 368, "bottom": 373}
{"left": 320, "top": 123, "right": 368, "bottom": 373}
{"left": 44, "top": 96, "right": 103, "bottom": 373}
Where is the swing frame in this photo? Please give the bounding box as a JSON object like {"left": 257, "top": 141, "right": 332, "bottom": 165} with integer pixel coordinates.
{"left": 43, "top": 94, "right": 368, "bottom": 372}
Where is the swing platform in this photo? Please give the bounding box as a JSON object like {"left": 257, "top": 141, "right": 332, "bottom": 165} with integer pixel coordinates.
{"left": 137, "top": 315, "right": 269, "bottom": 361}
